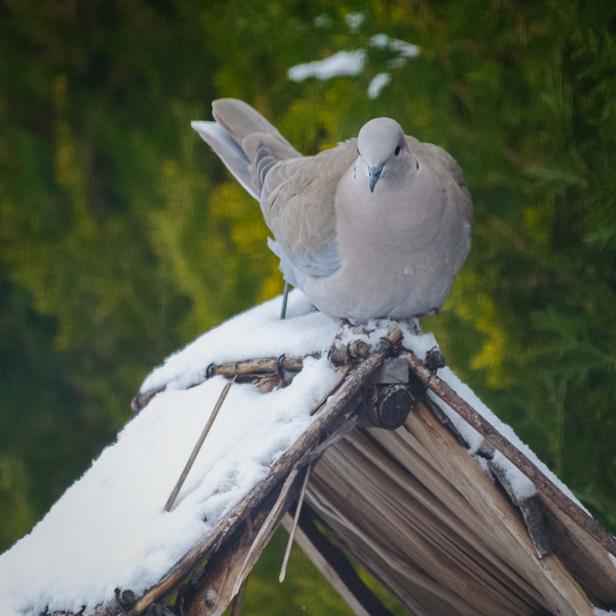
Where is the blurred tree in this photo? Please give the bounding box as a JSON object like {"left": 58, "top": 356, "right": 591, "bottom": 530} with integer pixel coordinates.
{"left": 0, "top": 0, "right": 614, "bottom": 611}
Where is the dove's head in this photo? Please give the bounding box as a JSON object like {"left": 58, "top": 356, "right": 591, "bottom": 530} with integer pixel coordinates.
{"left": 356, "top": 118, "right": 411, "bottom": 193}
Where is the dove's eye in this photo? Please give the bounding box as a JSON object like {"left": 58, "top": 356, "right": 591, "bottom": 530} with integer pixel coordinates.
{"left": 394, "top": 146, "right": 401, "bottom": 156}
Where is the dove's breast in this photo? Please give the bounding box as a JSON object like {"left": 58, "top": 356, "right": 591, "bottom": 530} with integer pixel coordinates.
{"left": 300, "top": 162, "right": 471, "bottom": 320}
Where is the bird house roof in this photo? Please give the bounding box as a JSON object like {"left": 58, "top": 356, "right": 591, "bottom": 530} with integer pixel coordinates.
{"left": 1, "top": 292, "right": 614, "bottom": 616}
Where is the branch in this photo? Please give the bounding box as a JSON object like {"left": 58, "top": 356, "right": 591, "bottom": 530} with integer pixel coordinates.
{"left": 131, "top": 355, "right": 310, "bottom": 413}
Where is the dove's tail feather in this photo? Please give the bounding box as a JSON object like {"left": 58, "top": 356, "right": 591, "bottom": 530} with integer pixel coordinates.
{"left": 212, "top": 99, "right": 284, "bottom": 144}
{"left": 191, "top": 120, "right": 259, "bottom": 200}
{"left": 193, "top": 99, "right": 300, "bottom": 200}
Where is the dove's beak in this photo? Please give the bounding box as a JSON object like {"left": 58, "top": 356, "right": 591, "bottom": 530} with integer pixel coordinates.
{"left": 368, "top": 164, "right": 384, "bottom": 193}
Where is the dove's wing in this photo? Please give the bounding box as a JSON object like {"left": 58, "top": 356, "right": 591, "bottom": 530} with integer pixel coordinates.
{"left": 243, "top": 136, "right": 358, "bottom": 278}
{"left": 410, "top": 137, "right": 474, "bottom": 227}
{"left": 192, "top": 98, "right": 355, "bottom": 281}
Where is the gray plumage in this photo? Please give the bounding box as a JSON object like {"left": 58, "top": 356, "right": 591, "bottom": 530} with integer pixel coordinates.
{"left": 192, "top": 99, "right": 473, "bottom": 320}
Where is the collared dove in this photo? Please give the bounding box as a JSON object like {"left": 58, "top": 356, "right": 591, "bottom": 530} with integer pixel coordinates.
{"left": 192, "top": 99, "right": 472, "bottom": 321}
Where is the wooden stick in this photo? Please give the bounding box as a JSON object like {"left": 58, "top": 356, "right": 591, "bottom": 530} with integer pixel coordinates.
{"left": 279, "top": 464, "right": 312, "bottom": 583}
{"left": 133, "top": 330, "right": 400, "bottom": 414}
{"left": 131, "top": 386, "right": 164, "bottom": 413}
{"left": 211, "top": 355, "right": 306, "bottom": 379}
{"left": 164, "top": 379, "right": 234, "bottom": 512}
{"left": 132, "top": 355, "right": 311, "bottom": 413}
{"left": 405, "top": 350, "right": 616, "bottom": 558}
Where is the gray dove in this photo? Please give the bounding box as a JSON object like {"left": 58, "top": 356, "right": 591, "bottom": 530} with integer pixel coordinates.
{"left": 192, "top": 99, "right": 472, "bottom": 321}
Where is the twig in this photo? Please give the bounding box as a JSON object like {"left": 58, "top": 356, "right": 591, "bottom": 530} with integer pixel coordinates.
{"left": 211, "top": 355, "right": 307, "bottom": 380}
{"left": 280, "top": 282, "right": 290, "bottom": 319}
{"left": 164, "top": 379, "right": 234, "bottom": 512}
{"left": 133, "top": 327, "right": 402, "bottom": 414}
{"left": 279, "top": 464, "right": 312, "bottom": 583}
{"left": 405, "top": 350, "right": 616, "bottom": 558}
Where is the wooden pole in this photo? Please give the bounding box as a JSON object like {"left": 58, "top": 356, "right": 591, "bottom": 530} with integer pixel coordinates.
{"left": 405, "top": 350, "right": 616, "bottom": 558}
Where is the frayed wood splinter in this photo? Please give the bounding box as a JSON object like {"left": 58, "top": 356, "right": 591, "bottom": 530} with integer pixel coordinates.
{"left": 231, "top": 468, "right": 300, "bottom": 597}
{"left": 231, "top": 579, "right": 247, "bottom": 616}
{"left": 279, "top": 464, "right": 312, "bottom": 583}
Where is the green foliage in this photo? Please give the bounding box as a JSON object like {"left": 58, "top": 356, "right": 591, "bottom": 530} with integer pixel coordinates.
{"left": 1, "top": 0, "right": 615, "bottom": 610}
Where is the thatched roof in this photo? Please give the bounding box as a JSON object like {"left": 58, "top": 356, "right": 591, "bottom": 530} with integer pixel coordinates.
{"left": 308, "top": 409, "right": 616, "bottom": 615}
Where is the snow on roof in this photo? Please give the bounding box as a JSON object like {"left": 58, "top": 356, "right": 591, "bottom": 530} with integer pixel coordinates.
{"left": 0, "top": 290, "right": 588, "bottom": 615}
{"left": 140, "top": 291, "right": 338, "bottom": 393}
{"left": 0, "top": 293, "right": 340, "bottom": 616}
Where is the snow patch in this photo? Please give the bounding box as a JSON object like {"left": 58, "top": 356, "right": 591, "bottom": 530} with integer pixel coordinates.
{"left": 287, "top": 32, "right": 419, "bottom": 89}
{"left": 288, "top": 50, "right": 366, "bottom": 82}
{"left": 370, "top": 33, "right": 420, "bottom": 58}
{"left": 490, "top": 451, "right": 536, "bottom": 500}
{"left": 140, "top": 290, "right": 337, "bottom": 393}
{"left": 367, "top": 72, "right": 391, "bottom": 99}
